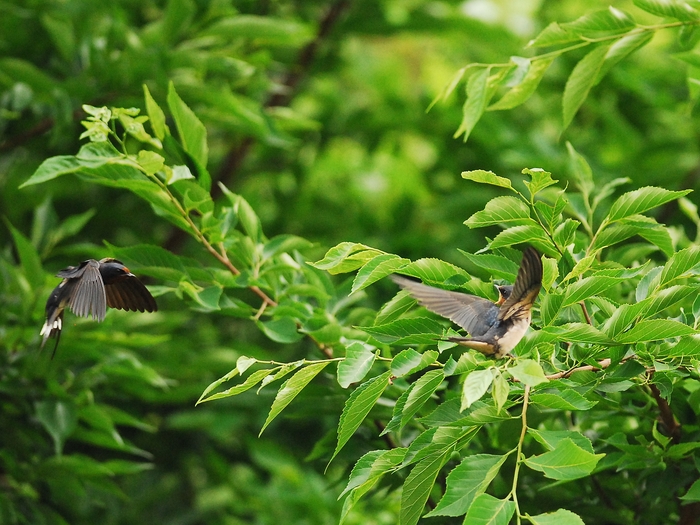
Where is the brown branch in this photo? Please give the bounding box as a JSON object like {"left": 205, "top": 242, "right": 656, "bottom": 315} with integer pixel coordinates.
{"left": 545, "top": 358, "right": 612, "bottom": 380}
{"left": 579, "top": 301, "right": 593, "bottom": 325}
{"left": 648, "top": 377, "right": 681, "bottom": 443}
{"left": 212, "top": 0, "right": 352, "bottom": 198}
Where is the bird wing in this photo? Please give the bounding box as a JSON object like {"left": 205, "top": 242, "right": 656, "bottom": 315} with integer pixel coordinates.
{"left": 67, "top": 259, "right": 107, "bottom": 321}
{"left": 106, "top": 275, "right": 158, "bottom": 312}
{"left": 391, "top": 275, "right": 498, "bottom": 337}
{"left": 498, "top": 247, "right": 542, "bottom": 322}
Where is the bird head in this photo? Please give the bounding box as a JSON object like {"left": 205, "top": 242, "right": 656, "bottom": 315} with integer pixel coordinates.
{"left": 98, "top": 258, "right": 133, "bottom": 283}
{"left": 495, "top": 285, "right": 513, "bottom": 305}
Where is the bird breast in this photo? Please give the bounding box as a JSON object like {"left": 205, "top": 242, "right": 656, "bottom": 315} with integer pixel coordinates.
{"left": 494, "top": 314, "right": 531, "bottom": 357}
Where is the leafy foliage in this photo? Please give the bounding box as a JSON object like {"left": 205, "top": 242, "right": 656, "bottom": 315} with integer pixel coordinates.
{"left": 3, "top": 1, "right": 700, "bottom": 525}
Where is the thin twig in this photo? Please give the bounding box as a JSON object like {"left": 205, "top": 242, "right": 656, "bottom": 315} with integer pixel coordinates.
{"left": 545, "top": 358, "right": 611, "bottom": 380}
{"left": 648, "top": 376, "right": 681, "bottom": 443}
{"left": 579, "top": 301, "right": 593, "bottom": 325}
{"left": 510, "top": 385, "right": 531, "bottom": 524}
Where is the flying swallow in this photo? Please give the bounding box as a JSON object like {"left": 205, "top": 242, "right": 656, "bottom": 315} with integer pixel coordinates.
{"left": 40, "top": 258, "right": 157, "bottom": 356}
{"left": 391, "top": 247, "right": 542, "bottom": 357}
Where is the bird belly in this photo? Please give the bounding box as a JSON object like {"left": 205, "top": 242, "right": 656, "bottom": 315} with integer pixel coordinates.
{"left": 494, "top": 316, "right": 530, "bottom": 357}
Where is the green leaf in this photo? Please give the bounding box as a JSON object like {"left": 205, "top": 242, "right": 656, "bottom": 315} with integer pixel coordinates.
{"left": 606, "top": 186, "right": 692, "bottom": 223}
{"left": 262, "top": 234, "right": 313, "bottom": 259}
{"left": 489, "top": 57, "right": 555, "bottom": 111}
{"left": 312, "top": 242, "right": 384, "bottom": 274}
{"left": 659, "top": 246, "right": 700, "bottom": 286}
{"left": 36, "top": 400, "right": 78, "bottom": 455}
{"left": 560, "top": 7, "right": 636, "bottom": 37}
{"left": 425, "top": 454, "right": 508, "bottom": 517}
{"left": 7, "top": 221, "right": 43, "bottom": 288}
{"left": 633, "top": 0, "right": 700, "bottom": 21}
{"left": 401, "top": 370, "right": 445, "bottom": 428}
{"left": 508, "top": 360, "right": 548, "bottom": 387}
{"left": 681, "top": 479, "right": 700, "bottom": 502}
{"left": 461, "top": 369, "right": 496, "bottom": 410}
{"left": 454, "top": 67, "right": 489, "bottom": 142}
{"left": 143, "top": 84, "right": 169, "bottom": 140}
{"left": 463, "top": 493, "right": 515, "bottom": 525}
{"left": 492, "top": 372, "right": 510, "bottom": 412}
{"left": 528, "top": 22, "right": 579, "bottom": 48}
{"left": 458, "top": 252, "right": 519, "bottom": 281}
{"left": 352, "top": 254, "right": 408, "bottom": 294}
{"left": 598, "top": 31, "right": 654, "bottom": 81}
{"left": 660, "top": 335, "right": 700, "bottom": 358}
{"left": 562, "top": 44, "right": 609, "bottom": 131}
{"left": 399, "top": 258, "right": 470, "bottom": 283}
{"left": 390, "top": 349, "right": 424, "bottom": 377}
{"left": 330, "top": 371, "right": 392, "bottom": 465}
{"left": 339, "top": 448, "right": 407, "bottom": 499}
{"left": 198, "top": 368, "right": 273, "bottom": 403}
{"left": 260, "top": 362, "right": 329, "bottom": 435}
{"left": 359, "top": 317, "right": 444, "bottom": 345}
{"left": 562, "top": 275, "right": 623, "bottom": 307}
{"left": 539, "top": 323, "right": 615, "bottom": 345}
{"left": 461, "top": 169, "right": 513, "bottom": 189}
{"left": 167, "top": 82, "right": 210, "bottom": 189}
{"left": 528, "top": 509, "right": 586, "bottom": 525}
{"left": 528, "top": 429, "right": 595, "bottom": 453}
{"left": 400, "top": 449, "right": 452, "bottom": 525}
{"left": 464, "top": 196, "right": 531, "bottom": 228}
{"left": 376, "top": 293, "right": 417, "bottom": 326}
{"left": 107, "top": 243, "right": 188, "bottom": 281}
{"left": 531, "top": 390, "right": 597, "bottom": 410}
{"left": 524, "top": 438, "right": 604, "bottom": 480}
{"left": 337, "top": 342, "right": 376, "bottom": 388}
{"left": 258, "top": 317, "right": 304, "bottom": 344}
{"left": 615, "top": 320, "right": 697, "bottom": 344}
{"left": 489, "top": 225, "right": 551, "bottom": 252}
{"left": 202, "top": 14, "right": 313, "bottom": 46}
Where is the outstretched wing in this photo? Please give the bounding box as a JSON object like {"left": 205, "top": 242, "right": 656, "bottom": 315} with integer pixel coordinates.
{"left": 67, "top": 259, "right": 107, "bottom": 321}
{"left": 391, "top": 275, "right": 498, "bottom": 337}
{"left": 105, "top": 275, "right": 158, "bottom": 312}
{"left": 498, "top": 247, "right": 542, "bottom": 322}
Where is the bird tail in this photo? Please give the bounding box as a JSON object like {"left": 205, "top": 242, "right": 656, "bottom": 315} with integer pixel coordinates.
{"left": 40, "top": 308, "right": 64, "bottom": 358}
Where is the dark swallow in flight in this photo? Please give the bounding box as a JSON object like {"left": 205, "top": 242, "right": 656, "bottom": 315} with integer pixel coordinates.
{"left": 391, "top": 247, "right": 542, "bottom": 358}
{"left": 40, "top": 258, "right": 157, "bottom": 356}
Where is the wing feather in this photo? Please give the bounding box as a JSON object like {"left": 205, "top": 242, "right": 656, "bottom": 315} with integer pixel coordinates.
{"left": 391, "top": 275, "right": 498, "bottom": 337}
{"left": 106, "top": 275, "right": 157, "bottom": 312}
{"left": 498, "top": 247, "right": 542, "bottom": 321}
{"left": 67, "top": 260, "right": 107, "bottom": 321}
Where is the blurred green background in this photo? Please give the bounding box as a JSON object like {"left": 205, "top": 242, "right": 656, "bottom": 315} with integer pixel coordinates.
{"left": 1, "top": 0, "right": 698, "bottom": 523}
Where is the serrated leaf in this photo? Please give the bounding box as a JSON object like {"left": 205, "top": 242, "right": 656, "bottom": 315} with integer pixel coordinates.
{"left": 660, "top": 335, "right": 700, "bottom": 357}
{"left": 528, "top": 509, "right": 586, "bottom": 525}
{"left": 359, "top": 317, "right": 444, "bottom": 345}
{"left": 681, "top": 479, "right": 700, "bottom": 502}
{"left": 312, "top": 242, "right": 384, "bottom": 274}
{"left": 540, "top": 323, "right": 614, "bottom": 345}
{"left": 615, "top": 319, "right": 697, "bottom": 344}
{"left": 562, "top": 44, "right": 609, "bottom": 131}
{"left": 261, "top": 362, "right": 329, "bottom": 435}
{"left": 531, "top": 389, "right": 597, "bottom": 410}
{"left": 458, "top": 252, "right": 519, "bottom": 281}
{"left": 598, "top": 31, "right": 654, "bottom": 81}
{"left": 633, "top": 0, "right": 700, "bottom": 21}
{"left": 376, "top": 292, "right": 417, "bottom": 325}
{"left": 465, "top": 196, "right": 532, "bottom": 228}
{"left": 528, "top": 22, "right": 579, "bottom": 48}
{"left": 562, "top": 276, "right": 623, "bottom": 307}
{"left": 352, "top": 254, "right": 408, "bottom": 294}
{"left": 258, "top": 317, "right": 304, "bottom": 343}
{"left": 391, "top": 349, "right": 425, "bottom": 377}
{"left": 606, "top": 186, "right": 692, "bottom": 223}
{"left": 337, "top": 342, "right": 376, "bottom": 388}
{"left": 426, "top": 454, "right": 508, "bottom": 517}
{"left": 528, "top": 429, "right": 595, "bottom": 452}
{"left": 454, "top": 67, "right": 489, "bottom": 142}
{"left": 339, "top": 448, "right": 407, "bottom": 499}
{"left": 167, "top": 82, "right": 209, "bottom": 183}
{"left": 461, "top": 369, "right": 495, "bottom": 410}
{"left": 492, "top": 373, "right": 510, "bottom": 413}
{"left": 560, "top": 7, "right": 635, "bottom": 37}
{"left": 399, "top": 258, "right": 471, "bottom": 283}
{"left": 143, "top": 85, "right": 168, "bottom": 140}
{"left": 461, "top": 170, "right": 513, "bottom": 189}
{"left": 508, "top": 360, "right": 548, "bottom": 387}
{"left": 199, "top": 368, "right": 273, "bottom": 404}
{"left": 489, "top": 225, "right": 551, "bottom": 252}
{"left": 329, "top": 371, "right": 392, "bottom": 465}
{"left": 463, "top": 494, "right": 515, "bottom": 525}
{"left": 401, "top": 370, "right": 445, "bottom": 427}
{"left": 489, "top": 57, "right": 555, "bottom": 111}
{"left": 659, "top": 246, "right": 700, "bottom": 286}
{"left": 524, "top": 438, "right": 604, "bottom": 480}
{"left": 400, "top": 449, "right": 452, "bottom": 525}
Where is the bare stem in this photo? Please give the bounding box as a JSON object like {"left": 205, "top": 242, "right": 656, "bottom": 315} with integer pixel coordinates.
{"left": 510, "top": 385, "right": 531, "bottom": 524}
